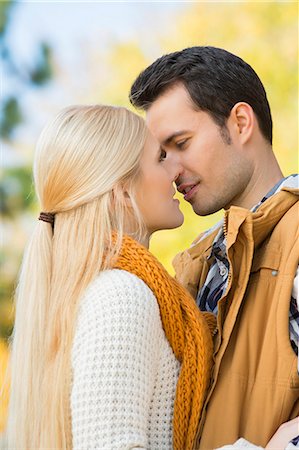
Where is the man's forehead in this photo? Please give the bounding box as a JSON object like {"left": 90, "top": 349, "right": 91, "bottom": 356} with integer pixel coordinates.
{"left": 146, "top": 84, "right": 197, "bottom": 121}
{"left": 146, "top": 111, "right": 184, "bottom": 143}
{"left": 146, "top": 100, "right": 200, "bottom": 144}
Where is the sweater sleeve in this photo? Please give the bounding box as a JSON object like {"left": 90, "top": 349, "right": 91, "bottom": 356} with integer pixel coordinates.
{"left": 71, "top": 269, "right": 163, "bottom": 450}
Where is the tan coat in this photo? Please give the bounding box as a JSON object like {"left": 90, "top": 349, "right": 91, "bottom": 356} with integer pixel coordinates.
{"left": 173, "top": 188, "right": 299, "bottom": 449}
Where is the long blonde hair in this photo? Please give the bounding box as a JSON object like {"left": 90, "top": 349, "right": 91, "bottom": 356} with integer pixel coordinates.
{"left": 6, "top": 105, "right": 147, "bottom": 449}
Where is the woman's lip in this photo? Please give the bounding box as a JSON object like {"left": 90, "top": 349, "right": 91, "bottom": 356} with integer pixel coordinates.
{"left": 184, "top": 183, "right": 199, "bottom": 201}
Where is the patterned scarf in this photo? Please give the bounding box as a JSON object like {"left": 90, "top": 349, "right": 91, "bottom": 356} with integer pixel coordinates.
{"left": 114, "top": 235, "right": 216, "bottom": 450}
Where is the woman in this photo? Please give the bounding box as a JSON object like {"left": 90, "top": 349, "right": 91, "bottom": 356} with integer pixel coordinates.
{"left": 6, "top": 105, "right": 215, "bottom": 449}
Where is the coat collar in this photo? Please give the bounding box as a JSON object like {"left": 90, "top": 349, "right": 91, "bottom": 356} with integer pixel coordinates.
{"left": 177, "top": 187, "right": 298, "bottom": 262}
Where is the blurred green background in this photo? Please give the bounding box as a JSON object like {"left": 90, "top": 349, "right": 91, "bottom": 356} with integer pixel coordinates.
{"left": 0, "top": 0, "right": 298, "bottom": 430}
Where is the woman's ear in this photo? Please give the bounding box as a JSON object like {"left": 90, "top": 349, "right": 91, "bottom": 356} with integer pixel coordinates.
{"left": 112, "top": 185, "right": 132, "bottom": 208}
{"left": 229, "top": 102, "right": 254, "bottom": 144}
{"left": 123, "top": 190, "right": 132, "bottom": 207}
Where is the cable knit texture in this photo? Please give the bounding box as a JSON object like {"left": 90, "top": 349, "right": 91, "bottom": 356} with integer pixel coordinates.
{"left": 71, "top": 269, "right": 180, "bottom": 449}
{"left": 114, "top": 235, "right": 215, "bottom": 450}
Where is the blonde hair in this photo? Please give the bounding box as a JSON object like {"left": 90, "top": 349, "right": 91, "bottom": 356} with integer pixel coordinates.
{"left": 6, "top": 105, "right": 147, "bottom": 449}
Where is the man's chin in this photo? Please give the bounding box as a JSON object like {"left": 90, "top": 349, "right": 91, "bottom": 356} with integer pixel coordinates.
{"left": 191, "top": 202, "right": 222, "bottom": 216}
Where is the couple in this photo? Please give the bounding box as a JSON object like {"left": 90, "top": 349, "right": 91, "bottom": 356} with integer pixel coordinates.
{"left": 6, "top": 47, "right": 299, "bottom": 449}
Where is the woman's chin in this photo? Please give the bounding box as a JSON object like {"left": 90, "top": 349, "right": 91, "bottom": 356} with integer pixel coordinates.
{"left": 163, "top": 214, "right": 185, "bottom": 230}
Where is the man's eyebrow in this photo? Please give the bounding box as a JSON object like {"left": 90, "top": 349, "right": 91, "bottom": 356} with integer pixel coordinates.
{"left": 162, "top": 130, "right": 189, "bottom": 146}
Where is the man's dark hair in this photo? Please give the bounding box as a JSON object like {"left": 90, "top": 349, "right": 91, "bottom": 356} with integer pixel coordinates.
{"left": 130, "top": 46, "right": 273, "bottom": 144}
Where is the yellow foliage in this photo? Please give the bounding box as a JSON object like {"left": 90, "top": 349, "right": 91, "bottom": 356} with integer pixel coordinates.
{"left": 0, "top": 340, "right": 9, "bottom": 433}
{"left": 101, "top": 42, "right": 149, "bottom": 108}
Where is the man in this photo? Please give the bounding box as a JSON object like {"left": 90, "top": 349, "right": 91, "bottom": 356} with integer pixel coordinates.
{"left": 129, "top": 47, "right": 299, "bottom": 449}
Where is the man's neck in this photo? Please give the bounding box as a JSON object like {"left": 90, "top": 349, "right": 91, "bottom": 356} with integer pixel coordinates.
{"left": 228, "top": 151, "right": 284, "bottom": 210}
{"left": 229, "top": 169, "right": 283, "bottom": 209}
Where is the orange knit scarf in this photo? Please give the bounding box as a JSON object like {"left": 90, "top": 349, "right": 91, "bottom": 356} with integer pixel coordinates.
{"left": 114, "top": 235, "right": 215, "bottom": 450}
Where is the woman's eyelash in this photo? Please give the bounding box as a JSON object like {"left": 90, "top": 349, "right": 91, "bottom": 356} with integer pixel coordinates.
{"left": 159, "top": 149, "right": 167, "bottom": 161}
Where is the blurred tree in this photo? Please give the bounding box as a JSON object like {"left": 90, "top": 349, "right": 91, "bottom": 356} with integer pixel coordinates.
{"left": 0, "top": 1, "right": 53, "bottom": 140}
{"left": 0, "top": 167, "right": 35, "bottom": 218}
{"left": 0, "top": 0, "right": 53, "bottom": 347}
{"left": 0, "top": 18, "right": 56, "bottom": 429}
{"left": 0, "top": 166, "right": 36, "bottom": 341}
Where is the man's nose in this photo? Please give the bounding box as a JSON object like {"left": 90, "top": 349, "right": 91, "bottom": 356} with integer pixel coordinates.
{"left": 173, "top": 162, "right": 184, "bottom": 184}
{"left": 164, "top": 150, "right": 182, "bottom": 177}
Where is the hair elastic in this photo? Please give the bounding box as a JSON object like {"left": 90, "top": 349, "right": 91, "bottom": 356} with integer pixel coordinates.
{"left": 38, "top": 212, "right": 55, "bottom": 227}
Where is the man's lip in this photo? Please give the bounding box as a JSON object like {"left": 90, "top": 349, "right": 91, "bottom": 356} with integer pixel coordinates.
{"left": 177, "top": 182, "right": 199, "bottom": 195}
{"left": 184, "top": 184, "right": 199, "bottom": 201}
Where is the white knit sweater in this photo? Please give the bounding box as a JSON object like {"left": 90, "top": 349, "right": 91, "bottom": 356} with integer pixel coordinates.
{"left": 71, "top": 269, "right": 180, "bottom": 450}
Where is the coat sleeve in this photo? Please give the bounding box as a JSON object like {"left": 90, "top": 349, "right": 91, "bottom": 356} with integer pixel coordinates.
{"left": 71, "top": 269, "right": 163, "bottom": 450}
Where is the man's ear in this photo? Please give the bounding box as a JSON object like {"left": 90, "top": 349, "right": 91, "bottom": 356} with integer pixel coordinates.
{"left": 229, "top": 102, "right": 254, "bottom": 144}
